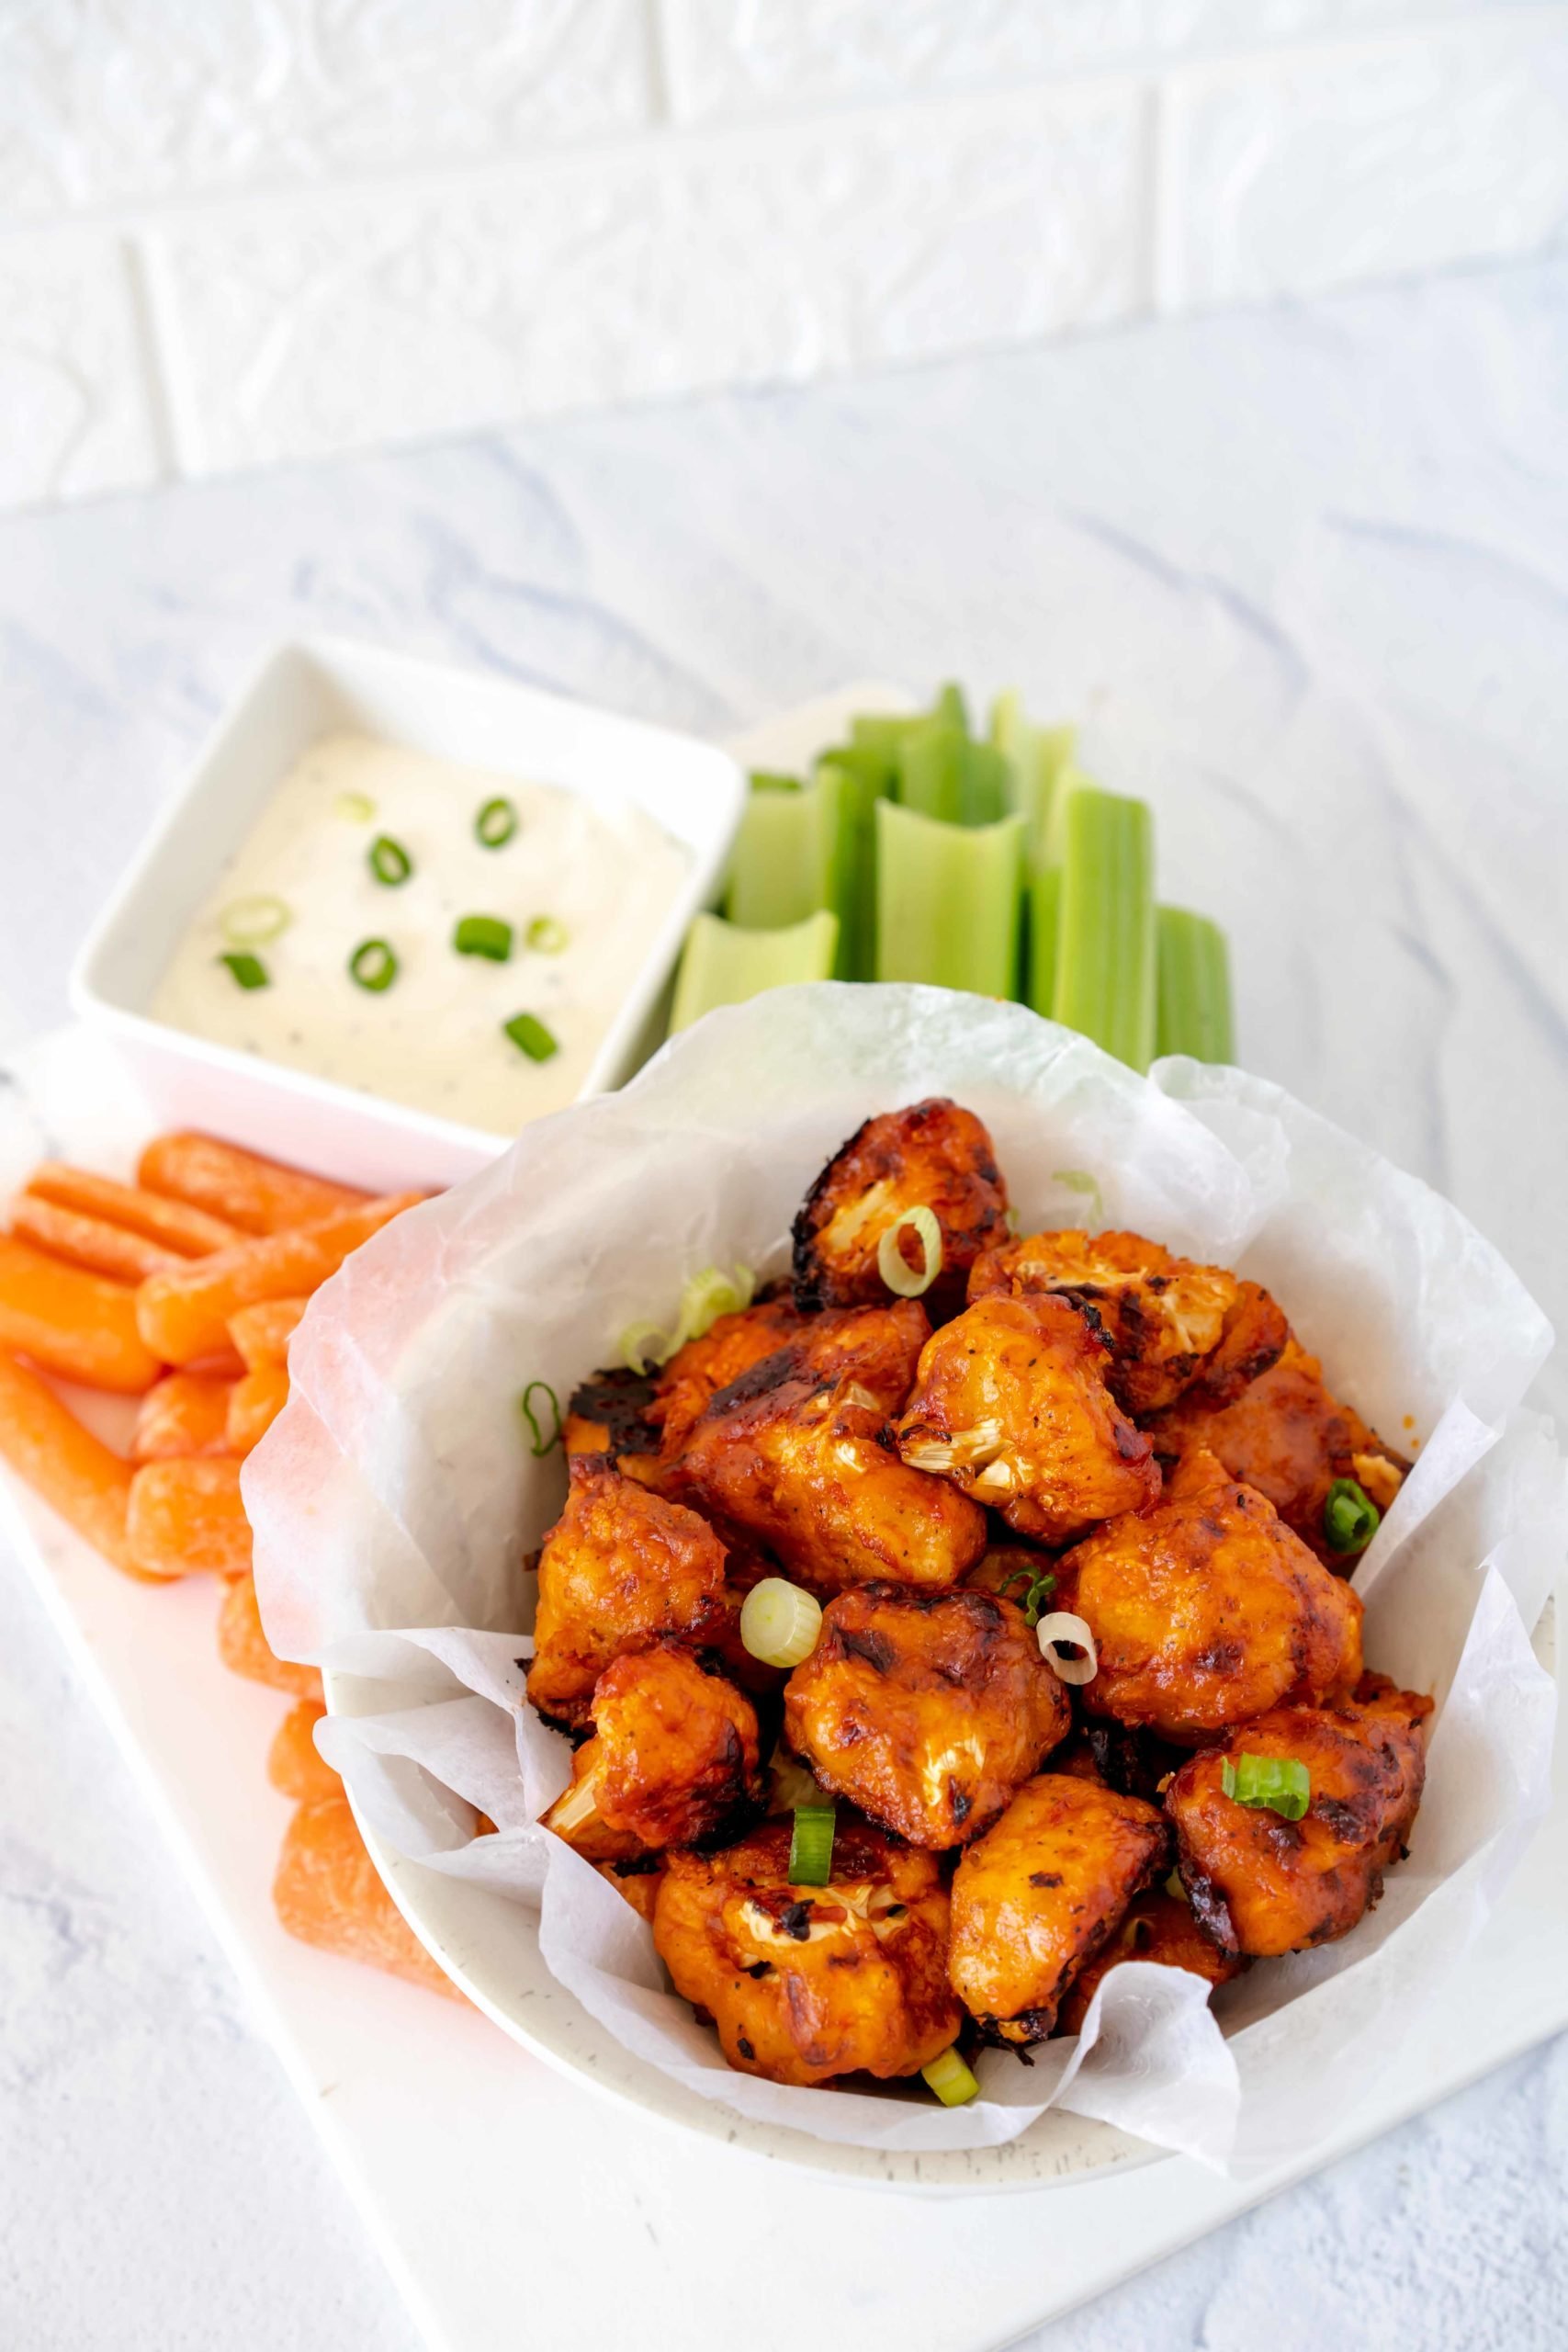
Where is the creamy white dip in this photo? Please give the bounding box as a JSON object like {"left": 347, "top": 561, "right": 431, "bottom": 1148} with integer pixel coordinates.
{"left": 151, "top": 730, "right": 690, "bottom": 1136}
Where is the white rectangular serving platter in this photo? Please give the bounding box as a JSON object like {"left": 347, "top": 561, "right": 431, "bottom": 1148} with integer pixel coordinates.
{"left": 2, "top": 1035, "right": 1562, "bottom": 2352}
{"left": 4, "top": 679, "right": 1565, "bottom": 2352}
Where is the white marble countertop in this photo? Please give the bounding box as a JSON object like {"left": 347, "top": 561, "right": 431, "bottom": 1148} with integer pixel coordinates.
{"left": 1, "top": 251, "right": 1565, "bottom": 2348}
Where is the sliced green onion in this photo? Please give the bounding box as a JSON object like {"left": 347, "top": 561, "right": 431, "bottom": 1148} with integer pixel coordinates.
{"left": 368, "top": 833, "right": 412, "bottom": 887}
{"left": 475, "top": 796, "right": 519, "bottom": 849}
{"left": 921, "top": 2045, "right": 980, "bottom": 2109}
{"left": 669, "top": 910, "right": 839, "bottom": 1034}
{"left": 1046, "top": 786, "right": 1156, "bottom": 1071}
{"left": 877, "top": 1205, "right": 943, "bottom": 1299}
{"left": 217, "top": 951, "right": 269, "bottom": 991}
{"left": 503, "top": 1012, "right": 558, "bottom": 1062}
{"left": 526, "top": 915, "right": 570, "bottom": 956}
{"left": 453, "top": 914, "right": 513, "bottom": 962}
{"left": 996, "top": 1565, "right": 1057, "bottom": 1627}
{"left": 788, "top": 1802, "right": 836, "bottom": 1886}
{"left": 874, "top": 800, "right": 1024, "bottom": 997}
{"left": 1035, "top": 1611, "right": 1098, "bottom": 1686}
{"left": 348, "top": 937, "right": 398, "bottom": 992}
{"left": 1222, "top": 1754, "right": 1311, "bottom": 1820}
{"left": 671, "top": 1263, "right": 755, "bottom": 1346}
{"left": 615, "top": 1263, "right": 757, "bottom": 1378}
{"left": 740, "top": 1577, "right": 823, "bottom": 1670}
{"left": 1323, "top": 1476, "right": 1381, "bottom": 1555}
{"left": 220, "top": 894, "right": 291, "bottom": 947}
{"left": 1156, "top": 906, "right": 1235, "bottom": 1064}
{"left": 520, "top": 1380, "right": 562, "bottom": 1457}
{"left": 619, "top": 1321, "right": 671, "bottom": 1375}
{"left": 333, "top": 789, "right": 376, "bottom": 822}
{"left": 1165, "top": 1870, "right": 1189, "bottom": 1903}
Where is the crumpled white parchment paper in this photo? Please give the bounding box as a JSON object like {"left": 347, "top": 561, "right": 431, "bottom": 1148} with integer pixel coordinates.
{"left": 246, "top": 984, "right": 1562, "bottom": 2174}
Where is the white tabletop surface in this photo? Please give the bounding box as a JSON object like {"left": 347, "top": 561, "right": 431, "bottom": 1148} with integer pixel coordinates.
{"left": 1, "top": 251, "right": 1565, "bottom": 2349}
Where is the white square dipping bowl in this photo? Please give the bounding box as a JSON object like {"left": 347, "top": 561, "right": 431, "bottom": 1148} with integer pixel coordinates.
{"left": 69, "top": 639, "right": 745, "bottom": 1191}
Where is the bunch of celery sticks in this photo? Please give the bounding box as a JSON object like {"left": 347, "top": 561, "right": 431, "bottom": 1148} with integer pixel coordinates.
{"left": 670, "top": 684, "right": 1233, "bottom": 1071}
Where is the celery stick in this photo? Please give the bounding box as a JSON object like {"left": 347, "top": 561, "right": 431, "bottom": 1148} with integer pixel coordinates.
{"left": 1050, "top": 786, "right": 1156, "bottom": 1070}
{"left": 1027, "top": 864, "right": 1062, "bottom": 1017}
{"left": 670, "top": 910, "right": 840, "bottom": 1033}
{"left": 1156, "top": 906, "right": 1234, "bottom": 1063}
{"left": 726, "top": 767, "right": 845, "bottom": 932}
{"left": 850, "top": 712, "right": 921, "bottom": 764}
{"left": 898, "top": 720, "right": 1010, "bottom": 829}
{"left": 852, "top": 683, "right": 964, "bottom": 774}
{"left": 1022, "top": 753, "right": 1089, "bottom": 1014}
{"left": 960, "top": 741, "right": 1011, "bottom": 827}
{"left": 874, "top": 801, "right": 1024, "bottom": 998}
{"left": 726, "top": 774, "right": 810, "bottom": 929}
{"left": 897, "top": 719, "right": 967, "bottom": 824}
{"left": 990, "top": 692, "right": 1077, "bottom": 867}
{"left": 815, "top": 749, "right": 890, "bottom": 981}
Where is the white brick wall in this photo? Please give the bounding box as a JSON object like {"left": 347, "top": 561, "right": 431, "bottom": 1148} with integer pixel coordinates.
{"left": 2, "top": 0, "right": 1566, "bottom": 511}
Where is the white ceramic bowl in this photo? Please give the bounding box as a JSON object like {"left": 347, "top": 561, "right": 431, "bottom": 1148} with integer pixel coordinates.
{"left": 324, "top": 1665, "right": 1152, "bottom": 2193}
{"left": 69, "top": 638, "right": 745, "bottom": 1193}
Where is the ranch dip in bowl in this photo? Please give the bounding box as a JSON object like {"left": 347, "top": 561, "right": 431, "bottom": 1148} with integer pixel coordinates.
{"left": 150, "top": 729, "right": 692, "bottom": 1137}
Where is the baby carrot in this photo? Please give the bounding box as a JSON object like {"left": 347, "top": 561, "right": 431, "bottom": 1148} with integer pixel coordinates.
{"left": 0, "top": 1348, "right": 139, "bottom": 1574}
{"left": 126, "top": 1456, "right": 251, "bottom": 1578}
{"left": 217, "top": 1569, "right": 322, "bottom": 1701}
{"left": 227, "top": 1365, "right": 288, "bottom": 1456}
{"left": 267, "top": 1700, "right": 340, "bottom": 1804}
{"left": 135, "top": 1193, "right": 423, "bottom": 1366}
{"left": 138, "top": 1133, "right": 370, "bottom": 1237}
{"left": 227, "top": 1296, "right": 309, "bottom": 1372}
{"left": 132, "top": 1373, "right": 234, "bottom": 1463}
{"left": 0, "top": 1234, "right": 162, "bottom": 1393}
{"left": 10, "top": 1195, "right": 184, "bottom": 1284}
{"left": 273, "top": 1796, "right": 462, "bottom": 1999}
{"left": 26, "top": 1163, "right": 241, "bottom": 1256}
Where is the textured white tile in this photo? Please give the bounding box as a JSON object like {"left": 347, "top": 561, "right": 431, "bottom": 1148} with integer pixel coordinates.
{"left": 1165, "top": 15, "right": 1568, "bottom": 308}
{"left": 147, "top": 80, "right": 1147, "bottom": 475}
{"left": 658, "top": 0, "right": 1541, "bottom": 121}
{"left": 0, "top": 232, "right": 161, "bottom": 507}
{"left": 0, "top": 0, "right": 651, "bottom": 223}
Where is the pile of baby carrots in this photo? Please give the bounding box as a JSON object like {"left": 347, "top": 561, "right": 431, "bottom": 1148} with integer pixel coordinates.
{"left": 0, "top": 1131, "right": 457, "bottom": 2003}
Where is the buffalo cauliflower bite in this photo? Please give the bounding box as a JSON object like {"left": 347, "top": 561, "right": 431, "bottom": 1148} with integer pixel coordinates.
{"left": 652, "top": 1817, "right": 961, "bottom": 2085}
{"left": 526, "top": 1459, "right": 736, "bottom": 1729}
{"left": 892, "top": 1291, "right": 1160, "bottom": 1544}
{"left": 561, "top": 1365, "right": 660, "bottom": 1467}
{"left": 541, "top": 1642, "right": 761, "bottom": 1856}
{"left": 1166, "top": 1679, "right": 1431, "bottom": 1957}
{"left": 1055, "top": 1888, "right": 1245, "bottom": 2035}
{"left": 1143, "top": 1336, "right": 1408, "bottom": 1568}
{"left": 678, "top": 1303, "right": 987, "bottom": 1596}
{"left": 1055, "top": 1447, "right": 1363, "bottom": 1744}
{"left": 948, "top": 1773, "right": 1169, "bottom": 2044}
{"left": 967, "top": 1227, "right": 1287, "bottom": 1415}
{"left": 649, "top": 1294, "right": 807, "bottom": 1460}
{"left": 792, "top": 1097, "right": 1009, "bottom": 1316}
{"left": 783, "top": 1584, "right": 1072, "bottom": 1848}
